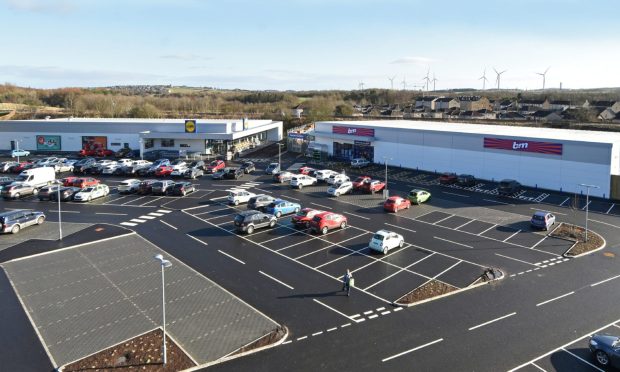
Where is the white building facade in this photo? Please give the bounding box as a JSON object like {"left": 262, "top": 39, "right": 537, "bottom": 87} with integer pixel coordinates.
{"left": 309, "top": 120, "right": 620, "bottom": 198}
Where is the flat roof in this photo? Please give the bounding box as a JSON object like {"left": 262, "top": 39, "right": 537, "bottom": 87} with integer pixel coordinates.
{"left": 316, "top": 120, "right": 620, "bottom": 145}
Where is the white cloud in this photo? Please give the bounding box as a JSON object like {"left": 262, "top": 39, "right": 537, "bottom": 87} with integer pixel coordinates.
{"left": 4, "top": 0, "right": 76, "bottom": 13}
{"left": 390, "top": 56, "right": 435, "bottom": 65}
{"left": 160, "top": 53, "right": 211, "bottom": 61}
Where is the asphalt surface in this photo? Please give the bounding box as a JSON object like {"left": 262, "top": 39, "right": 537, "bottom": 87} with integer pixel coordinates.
{"left": 2, "top": 154, "right": 620, "bottom": 371}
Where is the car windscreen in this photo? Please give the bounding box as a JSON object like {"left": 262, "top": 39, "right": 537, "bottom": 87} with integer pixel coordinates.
{"left": 532, "top": 215, "right": 545, "bottom": 221}
{"left": 312, "top": 216, "right": 322, "bottom": 222}
{"left": 15, "top": 175, "right": 28, "bottom": 181}
{"left": 83, "top": 187, "right": 94, "bottom": 192}
{"left": 152, "top": 182, "right": 163, "bottom": 187}
{"left": 173, "top": 184, "right": 184, "bottom": 189}
{"left": 385, "top": 199, "right": 395, "bottom": 204}
{"left": 373, "top": 234, "right": 385, "bottom": 241}
{"left": 234, "top": 214, "right": 245, "bottom": 223}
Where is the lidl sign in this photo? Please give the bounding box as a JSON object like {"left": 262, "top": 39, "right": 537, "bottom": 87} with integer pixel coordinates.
{"left": 185, "top": 120, "right": 196, "bottom": 133}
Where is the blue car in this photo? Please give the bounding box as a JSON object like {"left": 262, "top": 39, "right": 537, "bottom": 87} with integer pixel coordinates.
{"left": 265, "top": 199, "right": 301, "bottom": 218}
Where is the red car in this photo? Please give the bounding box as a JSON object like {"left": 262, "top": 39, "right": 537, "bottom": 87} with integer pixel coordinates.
{"left": 61, "top": 176, "right": 80, "bottom": 187}
{"left": 291, "top": 208, "right": 324, "bottom": 228}
{"left": 352, "top": 176, "right": 372, "bottom": 190}
{"left": 383, "top": 196, "right": 411, "bottom": 213}
{"left": 95, "top": 148, "right": 114, "bottom": 157}
{"left": 360, "top": 180, "right": 386, "bottom": 193}
{"left": 11, "top": 161, "right": 32, "bottom": 173}
{"left": 74, "top": 177, "right": 100, "bottom": 188}
{"left": 79, "top": 149, "right": 97, "bottom": 157}
{"left": 206, "top": 160, "right": 225, "bottom": 174}
{"left": 298, "top": 166, "right": 315, "bottom": 175}
{"left": 439, "top": 172, "right": 458, "bottom": 185}
{"left": 155, "top": 166, "right": 173, "bottom": 177}
{"left": 309, "top": 212, "right": 348, "bottom": 235}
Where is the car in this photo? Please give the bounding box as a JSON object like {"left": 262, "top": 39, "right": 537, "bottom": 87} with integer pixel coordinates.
{"left": 352, "top": 175, "right": 372, "bottom": 190}
{"left": 407, "top": 189, "right": 431, "bottom": 204}
{"left": 265, "top": 163, "right": 280, "bottom": 175}
{"left": 37, "top": 185, "right": 62, "bottom": 201}
{"left": 155, "top": 165, "right": 174, "bottom": 177}
{"left": 315, "top": 169, "right": 339, "bottom": 182}
{"left": 589, "top": 333, "right": 620, "bottom": 368}
{"left": 115, "top": 147, "right": 134, "bottom": 158}
{"left": 369, "top": 230, "right": 405, "bottom": 254}
{"left": 206, "top": 160, "right": 226, "bottom": 174}
{"left": 78, "top": 148, "right": 97, "bottom": 157}
{"left": 10, "top": 161, "right": 32, "bottom": 173}
{"left": 170, "top": 181, "right": 195, "bottom": 196}
{"left": 309, "top": 212, "right": 348, "bottom": 235}
{"left": 73, "top": 184, "right": 109, "bottom": 202}
{"left": 327, "top": 174, "right": 350, "bottom": 186}
{"left": 0, "top": 161, "right": 18, "bottom": 172}
{"left": 498, "top": 179, "right": 521, "bottom": 196}
{"left": 384, "top": 196, "right": 411, "bottom": 212}
{"left": 291, "top": 208, "right": 324, "bottom": 228}
{"left": 233, "top": 210, "right": 277, "bottom": 234}
{"left": 247, "top": 194, "right": 276, "bottom": 212}
{"left": 87, "top": 159, "right": 117, "bottom": 175}
{"left": 95, "top": 148, "right": 115, "bottom": 157}
{"left": 118, "top": 179, "right": 141, "bottom": 194}
{"left": 530, "top": 211, "right": 556, "bottom": 230}
{"left": 273, "top": 171, "right": 294, "bottom": 183}
{"left": 240, "top": 161, "right": 256, "bottom": 174}
{"left": 151, "top": 180, "right": 175, "bottom": 195}
{"left": 360, "top": 179, "right": 386, "bottom": 193}
{"left": 36, "top": 157, "right": 59, "bottom": 166}
{"left": 212, "top": 168, "right": 228, "bottom": 180}
{"left": 457, "top": 174, "right": 477, "bottom": 187}
{"left": 187, "top": 160, "right": 206, "bottom": 171}
{"left": 121, "top": 160, "right": 152, "bottom": 175}
{"left": 228, "top": 190, "right": 256, "bottom": 206}
{"left": 327, "top": 181, "right": 353, "bottom": 197}
{"left": 170, "top": 159, "right": 187, "bottom": 170}
{"left": 265, "top": 199, "right": 301, "bottom": 218}
{"left": 11, "top": 149, "right": 30, "bottom": 158}
{"left": 184, "top": 167, "right": 204, "bottom": 179}
{"left": 102, "top": 163, "right": 124, "bottom": 175}
{"left": 350, "top": 158, "right": 370, "bottom": 168}
{"left": 290, "top": 175, "right": 317, "bottom": 189}
{"left": 439, "top": 172, "right": 458, "bottom": 185}
{"left": 170, "top": 168, "right": 188, "bottom": 178}
{"left": 61, "top": 176, "right": 80, "bottom": 187}
{"left": 1, "top": 183, "right": 38, "bottom": 199}
{"left": 136, "top": 179, "right": 158, "bottom": 195}
{"left": 224, "top": 167, "right": 244, "bottom": 180}
{"left": 50, "top": 186, "right": 81, "bottom": 201}
{"left": 54, "top": 160, "right": 74, "bottom": 173}
{"left": 73, "top": 177, "right": 100, "bottom": 189}
{"left": 72, "top": 157, "right": 97, "bottom": 174}
{"left": 0, "top": 210, "right": 45, "bottom": 234}
{"left": 298, "top": 166, "right": 315, "bottom": 175}
{"left": 0, "top": 180, "right": 15, "bottom": 192}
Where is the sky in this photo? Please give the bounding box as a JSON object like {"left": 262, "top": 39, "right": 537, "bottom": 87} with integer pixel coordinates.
{"left": 1, "top": 0, "right": 619, "bottom": 91}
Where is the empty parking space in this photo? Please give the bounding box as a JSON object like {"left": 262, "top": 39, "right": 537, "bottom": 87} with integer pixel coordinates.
{"left": 504, "top": 230, "right": 546, "bottom": 248}
{"left": 480, "top": 225, "right": 522, "bottom": 242}
{"left": 436, "top": 261, "right": 484, "bottom": 288}
{"left": 0, "top": 222, "right": 90, "bottom": 252}
{"left": 457, "top": 219, "right": 496, "bottom": 235}
{"left": 416, "top": 211, "right": 454, "bottom": 224}
{"left": 435, "top": 215, "right": 472, "bottom": 229}
{"left": 367, "top": 270, "right": 428, "bottom": 300}
{"left": 533, "top": 236, "right": 575, "bottom": 256}
{"left": 352, "top": 261, "right": 403, "bottom": 289}
{"left": 408, "top": 253, "right": 459, "bottom": 280}
{"left": 277, "top": 238, "right": 333, "bottom": 258}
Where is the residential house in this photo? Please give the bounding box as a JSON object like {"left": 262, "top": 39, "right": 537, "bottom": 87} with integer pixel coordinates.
{"left": 291, "top": 104, "right": 304, "bottom": 118}
{"left": 518, "top": 98, "right": 548, "bottom": 111}
{"left": 415, "top": 96, "right": 437, "bottom": 109}
{"left": 493, "top": 99, "right": 514, "bottom": 112}
{"left": 529, "top": 110, "right": 563, "bottom": 121}
{"left": 614, "top": 112, "right": 620, "bottom": 123}
{"left": 499, "top": 112, "right": 527, "bottom": 121}
{"left": 432, "top": 97, "right": 459, "bottom": 111}
{"left": 583, "top": 100, "right": 620, "bottom": 113}
{"left": 458, "top": 96, "right": 491, "bottom": 111}
{"left": 548, "top": 100, "right": 571, "bottom": 111}
{"left": 598, "top": 108, "right": 617, "bottom": 121}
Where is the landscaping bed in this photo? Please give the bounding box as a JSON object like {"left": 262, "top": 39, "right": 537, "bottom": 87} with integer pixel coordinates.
{"left": 63, "top": 329, "right": 195, "bottom": 372}
{"left": 550, "top": 223, "right": 605, "bottom": 256}
{"left": 231, "top": 326, "right": 288, "bottom": 356}
{"left": 395, "top": 280, "right": 459, "bottom": 305}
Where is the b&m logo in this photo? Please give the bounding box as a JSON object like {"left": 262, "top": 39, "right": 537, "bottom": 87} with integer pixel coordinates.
{"left": 512, "top": 141, "right": 528, "bottom": 150}
{"left": 484, "top": 137, "right": 562, "bottom": 155}
{"left": 332, "top": 126, "right": 375, "bottom": 137}
{"left": 347, "top": 128, "right": 357, "bottom": 134}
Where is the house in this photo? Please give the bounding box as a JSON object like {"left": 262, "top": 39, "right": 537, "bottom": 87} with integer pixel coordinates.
{"left": 598, "top": 108, "right": 617, "bottom": 121}
{"left": 548, "top": 100, "right": 571, "bottom": 111}
{"left": 614, "top": 112, "right": 620, "bottom": 123}
{"left": 493, "top": 99, "right": 514, "bottom": 112}
{"left": 458, "top": 96, "right": 491, "bottom": 111}
{"left": 583, "top": 100, "right": 620, "bottom": 112}
{"left": 518, "top": 98, "right": 548, "bottom": 111}
{"left": 529, "top": 110, "right": 563, "bottom": 121}
{"left": 415, "top": 96, "right": 437, "bottom": 109}
{"left": 476, "top": 109, "right": 497, "bottom": 120}
{"left": 291, "top": 104, "right": 304, "bottom": 118}
{"left": 381, "top": 109, "right": 403, "bottom": 118}
{"left": 432, "top": 97, "right": 459, "bottom": 111}
{"left": 499, "top": 112, "right": 527, "bottom": 121}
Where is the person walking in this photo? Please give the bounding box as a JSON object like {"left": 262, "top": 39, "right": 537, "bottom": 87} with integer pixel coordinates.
{"left": 342, "top": 269, "right": 354, "bottom": 296}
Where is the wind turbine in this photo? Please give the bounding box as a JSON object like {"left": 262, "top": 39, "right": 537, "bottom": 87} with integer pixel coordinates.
{"left": 358, "top": 81, "right": 365, "bottom": 90}
{"left": 431, "top": 73, "right": 438, "bottom": 91}
{"left": 388, "top": 76, "right": 396, "bottom": 90}
{"left": 536, "top": 67, "right": 550, "bottom": 90}
{"left": 494, "top": 68, "right": 506, "bottom": 90}
{"left": 478, "top": 69, "right": 489, "bottom": 90}
{"left": 422, "top": 68, "right": 431, "bottom": 92}
{"left": 401, "top": 76, "right": 407, "bottom": 90}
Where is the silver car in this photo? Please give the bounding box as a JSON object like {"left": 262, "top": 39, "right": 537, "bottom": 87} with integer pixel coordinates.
{"left": 0, "top": 210, "right": 45, "bottom": 234}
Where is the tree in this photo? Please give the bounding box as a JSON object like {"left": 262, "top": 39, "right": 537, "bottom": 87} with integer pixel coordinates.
{"left": 334, "top": 104, "right": 353, "bottom": 116}
{"left": 128, "top": 103, "right": 161, "bottom": 118}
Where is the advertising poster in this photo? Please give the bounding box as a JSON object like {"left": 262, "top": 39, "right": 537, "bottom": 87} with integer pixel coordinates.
{"left": 82, "top": 136, "right": 108, "bottom": 151}
{"left": 36, "top": 135, "right": 61, "bottom": 151}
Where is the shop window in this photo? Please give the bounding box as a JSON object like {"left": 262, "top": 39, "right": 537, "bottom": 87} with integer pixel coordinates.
{"left": 180, "top": 144, "right": 191, "bottom": 148}
{"left": 161, "top": 139, "right": 175, "bottom": 147}
{"left": 110, "top": 142, "right": 121, "bottom": 146}
{"left": 144, "top": 139, "right": 154, "bottom": 149}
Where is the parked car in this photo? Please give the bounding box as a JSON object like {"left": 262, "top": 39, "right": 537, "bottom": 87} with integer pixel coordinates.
{"left": 247, "top": 194, "right": 276, "bottom": 212}
{"left": 73, "top": 177, "right": 100, "bottom": 189}
{"left": 184, "top": 167, "right": 204, "bottom": 179}
{"left": 352, "top": 175, "right": 372, "bottom": 190}
{"left": 290, "top": 175, "right": 317, "bottom": 189}
{"left": 170, "top": 159, "right": 187, "bottom": 171}
{"left": 0, "top": 210, "right": 45, "bottom": 234}
{"left": 206, "top": 160, "right": 226, "bottom": 174}
{"left": 87, "top": 159, "right": 116, "bottom": 175}
{"left": 74, "top": 184, "right": 110, "bottom": 202}
{"left": 310, "top": 212, "right": 348, "bottom": 235}
{"left": 530, "top": 211, "right": 556, "bottom": 231}
{"left": 61, "top": 176, "right": 80, "bottom": 187}
{"left": 265, "top": 162, "right": 280, "bottom": 175}
{"left": 1, "top": 183, "right": 37, "bottom": 199}
{"left": 498, "top": 179, "right": 521, "bottom": 196}
{"left": 233, "top": 210, "right": 277, "bottom": 234}
{"left": 36, "top": 157, "right": 59, "bottom": 167}
{"left": 37, "top": 185, "right": 62, "bottom": 201}
{"left": 273, "top": 171, "right": 294, "bottom": 183}
{"left": 122, "top": 160, "right": 152, "bottom": 175}
{"left": 589, "top": 333, "right": 620, "bottom": 368}
{"left": 316, "top": 169, "right": 339, "bottom": 183}
{"left": 137, "top": 179, "right": 158, "bottom": 195}
{"left": 0, "top": 180, "right": 15, "bottom": 192}
{"left": 118, "top": 179, "right": 141, "bottom": 194}
{"left": 407, "top": 189, "right": 431, "bottom": 204}
{"left": 224, "top": 167, "right": 244, "bottom": 180}
{"left": 350, "top": 158, "right": 370, "bottom": 168}
{"left": 151, "top": 180, "right": 175, "bottom": 195}
{"left": 228, "top": 190, "right": 256, "bottom": 206}
{"left": 457, "top": 174, "right": 477, "bottom": 187}
{"left": 187, "top": 160, "right": 205, "bottom": 171}
{"left": 95, "top": 148, "right": 115, "bottom": 157}
{"left": 369, "top": 230, "right": 405, "bottom": 254}
{"left": 0, "top": 161, "right": 18, "bottom": 172}
{"left": 155, "top": 165, "right": 174, "bottom": 177}
{"left": 240, "top": 161, "right": 256, "bottom": 174}
{"left": 212, "top": 168, "right": 228, "bottom": 180}
{"left": 298, "top": 166, "right": 315, "bottom": 175}
{"left": 170, "top": 167, "right": 188, "bottom": 178}
{"left": 360, "top": 180, "right": 386, "bottom": 193}
{"left": 327, "top": 174, "right": 350, "bottom": 186}
{"left": 102, "top": 163, "right": 124, "bottom": 175}
{"left": 439, "top": 172, "right": 458, "bottom": 185}
{"left": 10, "top": 161, "right": 31, "bottom": 173}
{"left": 384, "top": 196, "right": 411, "bottom": 212}
{"left": 170, "top": 181, "right": 196, "bottom": 196}
{"left": 11, "top": 149, "right": 30, "bottom": 158}
{"left": 327, "top": 181, "right": 353, "bottom": 197}
{"left": 292, "top": 208, "right": 324, "bottom": 228}
{"left": 115, "top": 147, "right": 134, "bottom": 158}
{"left": 72, "top": 157, "right": 97, "bottom": 174}
{"left": 50, "top": 186, "right": 81, "bottom": 201}
{"left": 54, "top": 160, "right": 74, "bottom": 173}
{"left": 265, "top": 199, "right": 301, "bottom": 218}
{"left": 14, "top": 167, "right": 55, "bottom": 188}
{"left": 78, "top": 149, "right": 97, "bottom": 157}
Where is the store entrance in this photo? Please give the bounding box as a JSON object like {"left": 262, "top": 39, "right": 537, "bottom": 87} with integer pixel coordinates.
{"left": 353, "top": 143, "right": 374, "bottom": 161}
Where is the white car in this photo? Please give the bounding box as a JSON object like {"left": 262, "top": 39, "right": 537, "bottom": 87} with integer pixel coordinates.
{"left": 11, "top": 149, "right": 30, "bottom": 158}
{"left": 74, "top": 184, "right": 110, "bottom": 202}
{"left": 170, "top": 166, "right": 188, "bottom": 177}
{"left": 315, "top": 169, "right": 339, "bottom": 183}
{"left": 327, "top": 181, "right": 353, "bottom": 197}
{"left": 117, "top": 158, "right": 134, "bottom": 166}
{"left": 102, "top": 163, "right": 123, "bottom": 175}
{"left": 369, "top": 230, "right": 405, "bottom": 254}
{"left": 290, "top": 175, "right": 317, "bottom": 189}
{"left": 96, "top": 159, "right": 117, "bottom": 167}
{"left": 350, "top": 158, "right": 370, "bottom": 168}
{"left": 327, "top": 174, "right": 350, "bottom": 186}
{"left": 118, "top": 179, "right": 141, "bottom": 194}
{"left": 36, "top": 157, "right": 59, "bottom": 166}
{"left": 54, "top": 160, "right": 74, "bottom": 173}
{"left": 227, "top": 190, "right": 256, "bottom": 206}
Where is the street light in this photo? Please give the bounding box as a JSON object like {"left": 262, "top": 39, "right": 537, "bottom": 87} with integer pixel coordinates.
{"left": 14, "top": 139, "right": 20, "bottom": 163}
{"left": 154, "top": 254, "right": 172, "bottom": 365}
{"left": 578, "top": 183, "right": 599, "bottom": 242}
{"left": 138, "top": 138, "right": 144, "bottom": 160}
{"left": 277, "top": 143, "right": 284, "bottom": 169}
{"left": 54, "top": 180, "right": 63, "bottom": 240}
{"left": 382, "top": 156, "right": 392, "bottom": 198}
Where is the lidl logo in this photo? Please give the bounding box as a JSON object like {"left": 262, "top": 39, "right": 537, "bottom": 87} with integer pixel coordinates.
{"left": 185, "top": 120, "right": 196, "bottom": 133}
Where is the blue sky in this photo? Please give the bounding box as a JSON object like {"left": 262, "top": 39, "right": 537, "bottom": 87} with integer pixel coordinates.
{"left": 1, "top": 0, "right": 619, "bottom": 90}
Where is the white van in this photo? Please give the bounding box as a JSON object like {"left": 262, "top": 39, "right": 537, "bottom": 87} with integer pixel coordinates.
{"left": 15, "top": 167, "right": 56, "bottom": 188}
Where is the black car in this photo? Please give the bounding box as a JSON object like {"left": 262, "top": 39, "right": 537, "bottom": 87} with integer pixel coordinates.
{"left": 187, "top": 160, "right": 206, "bottom": 171}
{"left": 224, "top": 167, "right": 244, "bottom": 180}
{"left": 498, "top": 179, "right": 521, "bottom": 196}
{"left": 171, "top": 182, "right": 196, "bottom": 196}
{"left": 137, "top": 179, "right": 158, "bottom": 195}
{"left": 72, "top": 158, "right": 97, "bottom": 174}
{"left": 50, "top": 186, "right": 81, "bottom": 201}
{"left": 233, "top": 210, "right": 277, "bottom": 234}
{"left": 184, "top": 168, "right": 204, "bottom": 179}
{"left": 457, "top": 174, "right": 476, "bottom": 187}
{"left": 240, "top": 161, "right": 256, "bottom": 174}
{"left": 247, "top": 194, "right": 276, "bottom": 212}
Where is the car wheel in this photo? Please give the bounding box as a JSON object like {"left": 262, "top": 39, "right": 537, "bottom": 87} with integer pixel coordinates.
{"left": 234, "top": 200, "right": 239, "bottom": 206}
{"left": 298, "top": 184, "right": 303, "bottom": 190}
{"left": 37, "top": 216, "right": 45, "bottom": 225}
{"left": 340, "top": 221, "right": 347, "bottom": 229}
{"left": 294, "top": 207, "right": 300, "bottom": 213}
{"left": 305, "top": 221, "right": 310, "bottom": 229}
{"left": 335, "top": 192, "right": 340, "bottom": 197}
{"left": 246, "top": 225, "right": 255, "bottom": 234}
{"left": 87, "top": 196, "right": 92, "bottom": 202}
{"left": 394, "top": 207, "right": 398, "bottom": 213}
{"left": 276, "top": 211, "right": 282, "bottom": 218}
{"left": 399, "top": 240, "right": 404, "bottom": 248}
{"left": 383, "top": 247, "right": 388, "bottom": 255}
{"left": 14, "top": 192, "right": 20, "bottom": 199}
{"left": 595, "top": 350, "right": 610, "bottom": 366}
{"left": 11, "top": 224, "right": 20, "bottom": 234}
{"left": 269, "top": 219, "right": 276, "bottom": 228}
{"left": 32, "top": 188, "right": 39, "bottom": 195}
{"left": 321, "top": 226, "right": 328, "bottom": 235}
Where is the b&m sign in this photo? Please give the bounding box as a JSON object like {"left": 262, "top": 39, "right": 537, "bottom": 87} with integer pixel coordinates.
{"left": 484, "top": 137, "right": 563, "bottom": 155}
{"left": 332, "top": 126, "right": 375, "bottom": 137}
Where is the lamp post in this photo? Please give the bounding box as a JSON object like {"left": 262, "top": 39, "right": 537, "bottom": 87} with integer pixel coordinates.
{"left": 54, "top": 181, "right": 63, "bottom": 240}
{"left": 154, "top": 254, "right": 172, "bottom": 365}
{"left": 578, "top": 183, "right": 599, "bottom": 242}
{"left": 382, "top": 156, "right": 392, "bottom": 198}
{"left": 138, "top": 138, "right": 144, "bottom": 160}
{"left": 14, "top": 139, "right": 20, "bottom": 162}
{"left": 278, "top": 143, "right": 284, "bottom": 169}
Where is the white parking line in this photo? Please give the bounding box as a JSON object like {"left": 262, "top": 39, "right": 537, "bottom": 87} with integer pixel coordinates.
{"left": 495, "top": 253, "right": 538, "bottom": 266}
{"left": 139, "top": 215, "right": 156, "bottom": 220}
{"left": 558, "top": 197, "right": 571, "bottom": 206}
{"left": 433, "top": 236, "right": 472, "bottom": 249}
{"left": 254, "top": 188, "right": 273, "bottom": 194}
{"left": 581, "top": 200, "right": 592, "bottom": 210}
{"left": 259, "top": 271, "right": 294, "bottom": 289}
{"left": 477, "top": 224, "right": 498, "bottom": 236}
{"left": 455, "top": 219, "right": 475, "bottom": 230}
{"left": 149, "top": 212, "right": 164, "bottom": 217}
{"left": 531, "top": 362, "right": 547, "bottom": 372}
{"left": 310, "top": 202, "right": 333, "bottom": 210}
{"left": 159, "top": 220, "right": 177, "bottom": 230}
{"left": 183, "top": 204, "right": 212, "bottom": 211}
{"left": 482, "top": 198, "right": 512, "bottom": 205}
{"left": 343, "top": 211, "right": 370, "bottom": 220}
{"left": 95, "top": 212, "right": 127, "bottom": 216}
{"left": 186, "top": 234, "right": 208, "bottom": 246}
{"left": 468, "top": 312, "right": 516, "bottom": 331}
{"left": 384, "top": 223, "right": 416, "bottom": 233}
{"left": 120, "top": 222, "right": 137, "bottom": 226}
{"left": 590, "top": 273, "right": 620, "bottom": 287}
{"left": 536, "top": 291, "right": 574, "bottom": 307}
{"left": 312, "top": 299, "right": 356, "bottom": 321}
{"left": 589, "top": 218, "right": 620, "bottom": 229}
{"left": 442, "top": 191, "right": 469, "bottom": 198}
{"left": 503, "top": 229, "right": 521, "bottom": 242}
{"left": 381, "top": 338, "right": 444, "bottom": 363}
{"left": 49, "top": 210, "right": 80, "bottom": 213}
{"left": 364, "top": 252, "right": 436, "bottom": 290}
{"left": 530, "top": 235, "right": 548, "bottom": 249}
{"left": 433, "top": 214, "right": 455, "bottom": 225}
{"left": 561, "top": 348, "right": 604, "bottom": 372}
{"left": 218, "top": 250, "right": 245, "bottom": 264}
{"left": 130, "top": 218, "right": 146, "bottom": 223}
{"left": 606, "top": 203, "right": 616, "bottom": 214}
